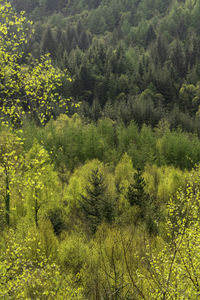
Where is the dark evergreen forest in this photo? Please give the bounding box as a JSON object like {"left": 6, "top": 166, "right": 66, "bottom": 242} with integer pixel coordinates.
{"left": 11, "top": 0, "right": 200, "bottom": 132}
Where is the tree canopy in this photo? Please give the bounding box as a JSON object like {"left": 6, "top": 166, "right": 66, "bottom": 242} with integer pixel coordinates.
{"left": 0, "top": 0, "right": 72, "bottom": 126}
{"left": 1, "top": 0, "right": 200, "bottom": 298}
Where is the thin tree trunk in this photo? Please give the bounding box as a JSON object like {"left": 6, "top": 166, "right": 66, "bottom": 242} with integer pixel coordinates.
{"left": 5, "top": 172, "right": 10, "bottom": 226}
{"left": 35, "top": 189, "right": 39, "bottom": 227}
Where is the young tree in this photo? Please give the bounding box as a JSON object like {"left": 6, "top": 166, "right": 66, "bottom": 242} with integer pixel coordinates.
{"left": 41, "top": 26, "right": 56, "bottom": 58}
{"left": 24, "top": 141, "right": 59, "bottom": 227}
{"left": 0, "top": 0, "right": 71, "bottom": 126}
{"left": 127, "top": 169, "right": 148, "bottom": 218}
{"left": 0, "top": 129, "right": 24, "bottom": 226}
{"left": 80, "top": 168, "right": 112, "bottom": 233}
{"left": 0, "top": 229, "right": 84, "bottom": 299}
{"left": 127, "top": 169, "right": 158, "bottom": 234}
{"left": 143, "top": 166, "right": 200, "bottom": 298}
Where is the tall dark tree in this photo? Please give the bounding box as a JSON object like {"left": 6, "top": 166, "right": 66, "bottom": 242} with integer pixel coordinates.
{"left": 41, "top": 27, "right": 56, "bottom": 58}
{"left": 80, "top": 168, "right": 113, "bottom": 233}
{"left": 79, "top": 31, "right": 90, "bottom": 50}
{"left": 127, "top": 169, "right": 158, "bottom": 234}
{"left": 146, "top": 24, "right": 156, "bottom": 46}
{"left": 127, "top": 170, "right": 148, "bottom": 217}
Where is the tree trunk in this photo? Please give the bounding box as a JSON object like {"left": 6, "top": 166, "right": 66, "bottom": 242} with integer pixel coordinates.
{"left": 5, "top": 172, "right": 10, "bottom": 226}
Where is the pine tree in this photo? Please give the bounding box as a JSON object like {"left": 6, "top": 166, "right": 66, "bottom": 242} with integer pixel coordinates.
{"left": 127, "top": 169, "right": 158, "bottom": 233}
{"left": 127, "top": 169, "right": 148, "bottom": 218}
{"left": 146, "top": 24, "right": 156, "bottom": 46}
{"left": 79, "top": 31, "right": 90, "bottom": 50}
{"left": 80, "top": 168, "right": 112, "bottom": 233}
{"left": 41, "top": 27, "right": 56, "bottom": 58}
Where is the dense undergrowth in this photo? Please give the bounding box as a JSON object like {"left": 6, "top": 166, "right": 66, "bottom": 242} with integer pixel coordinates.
{"left": 1, "top": 115, "right": 200, "bottom": 299}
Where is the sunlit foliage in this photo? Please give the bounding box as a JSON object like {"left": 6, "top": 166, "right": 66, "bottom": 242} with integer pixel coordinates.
{"left": 0, "top": 0, "right": 71, "bottom": 126}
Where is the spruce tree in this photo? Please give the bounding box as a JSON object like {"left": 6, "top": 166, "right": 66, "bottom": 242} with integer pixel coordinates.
{"left": 41, "top": 27, "right": 56, "bottom": 58}
{"left": 80, "top": 168, "right": 112, "bottom": 233}
{"left": 127, "top": 169, "right": 148, "bottom": 218}
{"left": 127, "top": 169, "right": 158, "bottom": 234}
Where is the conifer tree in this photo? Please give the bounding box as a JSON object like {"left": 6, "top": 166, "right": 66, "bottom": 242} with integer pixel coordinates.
{"left": 127, "top": 169, "right": 148, "bottom": 218}
{"left": 127, "top": 169, "right": 158, "bottom": 233}
{"left": 80, "top": 168, "right": 112, "bottom": 233}
{"left": 41, "top": 27, "right": 56, "bottom": 58}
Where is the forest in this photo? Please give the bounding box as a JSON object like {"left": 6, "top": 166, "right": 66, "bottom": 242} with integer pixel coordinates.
{"left": 1, "top": 0, "right": 200, "bottom": 299}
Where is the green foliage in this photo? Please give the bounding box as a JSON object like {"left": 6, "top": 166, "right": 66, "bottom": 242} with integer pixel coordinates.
{"left": 0, "top": 128, "right": 24, "bottom": 226}
{"left": 82, "top": 224, "right": 149, "bottom": 299}
{"left": 157, "top": 129, "right": 200, "bottom": 169}
{"left": 24, "top": 141, "right": 60, "bottom": 226}
{"left": 6, "top": 0, "right": 200, "bottom": 132}
{"left": 115, "top": 152, "right": 134, "bottom": 194}
{"left": 46, "top": 207, "right": 67, "bottom": 235}
{"left": 80, "top": 168, "right": 114, "bottom": 233}
{"left": 0, "top": 229, "right": 84, "bottom": 299}
{"left": 127, "top": 169, "right": 158, "bottom": 233}
{"left": 0, "top": 1, "right": 72, "bottom": 126}
{"left": 59, "top": 233, "right": 89, "bottom": 275}
{"left": 0, "top": 118, "right": 200, "bottom": 298}
{"left": 127, "top": 170, "right": 147, "bottom": 208}
{"left": 142, "top": 166, "right": 200, "bottom": 298}
{"left": 2, "top": 1, "right": 200, "bottom": 297}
